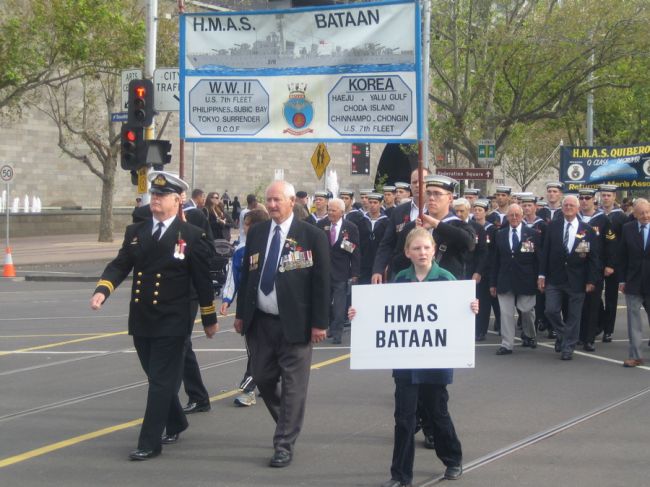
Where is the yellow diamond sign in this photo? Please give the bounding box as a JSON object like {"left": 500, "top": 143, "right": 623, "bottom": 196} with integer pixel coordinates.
{"left": 311, "top": 143, "right": 330, "bottom": 180}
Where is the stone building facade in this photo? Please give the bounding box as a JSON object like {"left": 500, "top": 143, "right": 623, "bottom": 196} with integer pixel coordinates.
{"left": 0, "top": 107, "right": 380, "bottom": 210}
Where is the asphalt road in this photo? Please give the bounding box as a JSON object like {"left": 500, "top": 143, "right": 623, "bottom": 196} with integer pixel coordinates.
{"left": 2, "top": 268, "right": 650, "bottom": 487}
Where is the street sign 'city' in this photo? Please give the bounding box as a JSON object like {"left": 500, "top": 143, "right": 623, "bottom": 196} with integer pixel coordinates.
{"left": 153, "top": 68, "right": 180, "bottom": 112}
{"left": 311, "top": 143, "right": 330, "bottom": 180}
{"left": 436, "top": 168, "right": 494, "bottom": 180}
{"left": 121, "top": 69, "right": 143, "bottom": 110}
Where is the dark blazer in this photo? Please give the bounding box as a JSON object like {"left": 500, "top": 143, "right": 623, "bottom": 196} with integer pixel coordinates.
{"left": 236, "top": 217, "right": 330, "bottom": 343}
{"left": 391, "top": 214, "right": 476, "bottom": 279}
{"left": 317, "top": 218, "right": 361, "bottom": 282}
{"left": 94, "top": 218, "right": 217, "bottom": 336}
{"left": 358, "top": 213, "right": 390, "bottom": 278}
{"left": 536, "top": 207, "right": 564, "bottom": 224}
{"left": 486, "top": 210, "right": 508, "bottom": 229}
{"left": 372, "top": 201, "right": 414, "bottom": 275}
{"left": 618, "top": 220, "right": 650, "bottom": 295}
{"left": 466, "top": 220, "right": 488, "bottom": 279}
{"left": 490, "top": 225, "right": 541, "bottom": 295}
{"left": 580, "top": 211, "right": 615, "bottom": 271}
{"left": 539, "top": 218, "right": 600, "bottom": 292}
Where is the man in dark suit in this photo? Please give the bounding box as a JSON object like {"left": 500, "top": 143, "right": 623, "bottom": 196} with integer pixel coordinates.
{"left": 490, "top": 204, "right": 542, "bottom": 354}
{"left": 234, "top": 180, "right": 330, "bottom": 467}
{"left": 372, "top": 168, "right": 431, "bottom": 283}
{"left": 538, "top": 195, "right": 599, "bottom": 360}
{"left": 358, "top": 193, "right": 390, "bottom": 284}
{"left": 90, "top": 171, "right": 218, "bottom": 460}
{"left": 577, "top": 188, "right": 615, "bottom": 352}
{"left": 471, "top": 199, "right": 498, "bottom": 341}
{"left": 618, "top": 198, "right": 650, "bottom": 367}
{"left": 599, "top": 184, "right": 629, "bottom": 342}
{"left": 317, "top": 198, "right": 360, "bottom": 344}
{"left": 132, "top": 198, "right": 215, "bottom": 414}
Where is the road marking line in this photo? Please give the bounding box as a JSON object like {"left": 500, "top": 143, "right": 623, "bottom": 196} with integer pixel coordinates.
{"left": 0, "top": 333, "right": 113, "bottom": 338}
{"left": 0, "top": 353, "right": 350, "bottom": 469}
{"left": 0, "top": 332, "right": 128, "bottom": 356}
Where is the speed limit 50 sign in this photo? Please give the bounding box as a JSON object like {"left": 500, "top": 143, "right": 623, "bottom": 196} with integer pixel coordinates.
{"left": 1, "top": 164, "right": 14, "bottom": 182}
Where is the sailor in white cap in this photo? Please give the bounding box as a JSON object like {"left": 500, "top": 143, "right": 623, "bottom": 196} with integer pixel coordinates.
{"left": 90, "top": 171, "right": 218, "bottom": 460}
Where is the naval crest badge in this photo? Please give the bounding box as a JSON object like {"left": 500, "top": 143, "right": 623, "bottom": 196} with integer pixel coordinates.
{"left": 283, "top": 83, "right": 314, "bottom": 136}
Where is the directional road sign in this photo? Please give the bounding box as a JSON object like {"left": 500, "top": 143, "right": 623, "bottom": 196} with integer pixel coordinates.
{"left": 154, "top": 68, "right": 180, "bottom": 112}
{"left": 436, "top": 168, "right": 494, "bottom": 180}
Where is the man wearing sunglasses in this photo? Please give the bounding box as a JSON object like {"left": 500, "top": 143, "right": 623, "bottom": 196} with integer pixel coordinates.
{"left": 577, "top": 188, "right": 615, "bottom": 352}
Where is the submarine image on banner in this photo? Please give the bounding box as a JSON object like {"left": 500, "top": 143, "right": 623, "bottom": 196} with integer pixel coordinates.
{"left": 587, "top": 158, "right": 639, "bottom": 182}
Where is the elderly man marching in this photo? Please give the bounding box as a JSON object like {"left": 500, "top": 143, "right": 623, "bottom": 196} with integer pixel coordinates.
{"left": 490, "top": 204, "right": 542, "bottom": 354}
{"left": 90, "top": 171, "right": 218, "bottom": 460}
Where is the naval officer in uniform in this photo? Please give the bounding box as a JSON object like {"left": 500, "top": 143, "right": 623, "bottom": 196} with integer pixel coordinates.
{"left": 90, "top": 171, "right": 218, "bottom": 460}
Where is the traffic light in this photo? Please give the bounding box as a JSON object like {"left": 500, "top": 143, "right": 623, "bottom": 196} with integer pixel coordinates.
{"left": 120, "top": 124, "right": 146, "bottom": 170}
{"left": 146, "top": 140, "right": 173, "bottom": 170}
{"left": 127, "top": 79, "right": 154, "bottom": 127}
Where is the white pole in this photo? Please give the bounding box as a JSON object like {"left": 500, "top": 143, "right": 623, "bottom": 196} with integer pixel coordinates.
{"left": 5, "top": 183, "right": 9, "bottom": 251}
{"left": 422, "top": 0, "right": 431, "bottom": 168}
{"left": 143, "top": 0, "right": 158, "bottom": 204}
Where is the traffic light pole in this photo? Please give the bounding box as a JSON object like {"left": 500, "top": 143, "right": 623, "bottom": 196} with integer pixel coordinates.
{"left": 141, "top": 0, "right": 158, "bottom": 204}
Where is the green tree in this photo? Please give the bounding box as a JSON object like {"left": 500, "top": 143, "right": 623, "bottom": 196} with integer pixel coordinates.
{"left": 428, "top": 0, "right": 649, "bottom": 169}
{"left": 2, "top": 0, "right": 145, "bottom": 241}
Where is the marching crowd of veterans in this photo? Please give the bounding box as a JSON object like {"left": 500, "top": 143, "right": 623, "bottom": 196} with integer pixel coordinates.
{"left": 89, "top": 168, "right": 650, "bottom": 487}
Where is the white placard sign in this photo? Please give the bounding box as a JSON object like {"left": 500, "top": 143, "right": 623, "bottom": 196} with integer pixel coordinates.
{"left": 350, "top": 280, "right": 476, "bottom": 370}
{"left": 180, "top": 0, "right": 422, "bottom": 143}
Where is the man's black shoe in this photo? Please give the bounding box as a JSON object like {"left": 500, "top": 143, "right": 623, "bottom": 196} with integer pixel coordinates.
{"left": 475, "top": 334, "right": 486, "bottom": 342}
{"left": 554, "top": 339, "right": 561, "bottom": 353}
{"left": 583, "top": 342, "right": 596, "bottom": 352}
{"left": 423, "top": 435, "right": 435, "bottom": 449}
{"left": 536, "top": 320, "right": 547, "bottom": 332}
{"left": 529, "top": 338, "right": 537, "bottom": 349}
{"left": 128, "top": 448, "right": 161, "bottom": 461}
{"left": 269, "top": 450, "right": 292, "bottom": 468}
{"left": 560, "top": 352, "right": 573, "bottom": 361}
{"left": 161, "top": 433, "right": 179, "bottom": 444}
{"left": 547, "top": 329, "right": 557, "bottom": 339}
{"left": 183, "top": 401, "right": 211, "bottom": 414}
{"left": 444, "top": 465, "right": 463, "bottom": 480}
{"left": 602, "top": 333, "right": 612, "bottom": 343}
{"left": 521, "top": 336, "right": 531, "bottom": 347}
{"left": 496, "top": 347, "right": 512, "bottom": 355}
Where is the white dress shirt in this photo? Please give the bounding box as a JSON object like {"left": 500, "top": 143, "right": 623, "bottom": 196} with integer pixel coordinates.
{"left": 509, "top": 224, "right": 523, "bottom": 252}
{"left": 257, "top": 214, "right": 294, "bottom": 315}
{"left": 152, "top": 215, "right": 177, "bottom": 239}
{"left": 563, "top": 219, "right": 578, "bottom": 252}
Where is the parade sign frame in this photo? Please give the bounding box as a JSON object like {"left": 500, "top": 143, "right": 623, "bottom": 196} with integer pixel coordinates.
{"left": 560, "top": 143, "right": 650, "bottom": 191}
{"left": 179, "top": 0, "right": 422, "bottom": 143}
{"left": 350, "top": 280, "right": 475, "bottom": 370}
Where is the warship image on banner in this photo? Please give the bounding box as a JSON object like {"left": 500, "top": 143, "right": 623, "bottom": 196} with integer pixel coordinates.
{"left": 187, "top": 15, "right": 414, "bottom": 72}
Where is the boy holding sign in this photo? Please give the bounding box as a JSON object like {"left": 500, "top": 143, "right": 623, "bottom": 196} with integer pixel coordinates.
{"left": 350, "top": 227, "right": 478, "bottom": 486}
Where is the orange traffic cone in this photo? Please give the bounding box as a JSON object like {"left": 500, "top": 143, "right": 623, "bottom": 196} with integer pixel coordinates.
{"left": 3, "top": 247, "right": 16, "bottom": 277}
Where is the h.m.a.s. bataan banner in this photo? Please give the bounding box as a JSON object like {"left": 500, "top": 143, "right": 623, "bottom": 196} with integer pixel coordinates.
{"left": 560, "top": 143, "right": 650, "bottom": 191}
{"left": 179, "top": 0, "right": 422, "bottom": 143}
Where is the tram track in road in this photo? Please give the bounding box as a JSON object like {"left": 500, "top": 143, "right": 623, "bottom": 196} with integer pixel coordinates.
{"left": 419, "top": 384, "right": 650, "bottom": 485}
{"left": 0, "top": 354, "right": 250, "bottom": 424}
{"left": 0, "top": 352, "right": 350, "bottom": 469}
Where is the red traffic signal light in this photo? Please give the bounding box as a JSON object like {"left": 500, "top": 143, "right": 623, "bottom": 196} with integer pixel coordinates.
{"left": 128, "top": 79, "right": 154, "bottom": 127}
{"left": 121, "top": 124, "right": 146, "bottom": 170}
